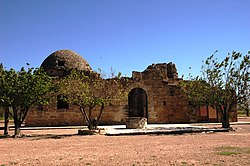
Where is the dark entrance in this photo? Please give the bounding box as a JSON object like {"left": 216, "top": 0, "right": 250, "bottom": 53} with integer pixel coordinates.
{"left": 128, "top": 88, "right": 148, "bottom": 118}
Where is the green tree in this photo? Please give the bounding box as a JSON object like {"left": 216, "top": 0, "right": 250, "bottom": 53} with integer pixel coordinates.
{"left": 181, "top": 51, "right": 250, "bottom": 128}
{"left": 0, "top": 63, "right": 10, "bottom": 136}
{"left": 59, "top": 70, "right": 127, "bottom": 130}
{"left": 238, "top": 98, "right": 250, "bottom": 116}
{"left": 0, "top": 66, "right": 52, "bottom": 137}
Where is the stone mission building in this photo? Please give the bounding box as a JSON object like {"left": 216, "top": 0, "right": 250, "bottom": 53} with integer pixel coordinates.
{"left": 25, "top": 50, "right": 237, "bottom": 126}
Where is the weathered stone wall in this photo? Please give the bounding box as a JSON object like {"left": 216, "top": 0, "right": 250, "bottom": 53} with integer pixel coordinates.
{"left": 131, "top": 63, "right": 194, "bottom": 124}
{"left": 99, "top": 101, "right": 128, "bottom": 125}
{"left": 26, "top": 102, "right": 128, "bottom": 126}
{"left": 25, "top": 62, "right": 237, "bottom": 127}
{"left": 26, "top": 105, "right": 83, "bottom": 126}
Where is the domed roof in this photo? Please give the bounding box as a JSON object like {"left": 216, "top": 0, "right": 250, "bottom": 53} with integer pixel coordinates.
{"left": 41, "top": 50, "right": 92, "bottom": 77}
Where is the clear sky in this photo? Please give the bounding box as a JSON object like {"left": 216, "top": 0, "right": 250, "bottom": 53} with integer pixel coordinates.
{"left": 0, "top": 0, "right": 249, "bottom": 78}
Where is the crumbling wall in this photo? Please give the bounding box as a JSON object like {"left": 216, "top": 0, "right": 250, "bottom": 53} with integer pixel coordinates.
{"left": 26, "top": 61, "right": 236, "bottom": 127}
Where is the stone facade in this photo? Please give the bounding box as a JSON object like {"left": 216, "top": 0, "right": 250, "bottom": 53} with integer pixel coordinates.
{"left": 25, "top": 50, "right": 237, "bottom": 126}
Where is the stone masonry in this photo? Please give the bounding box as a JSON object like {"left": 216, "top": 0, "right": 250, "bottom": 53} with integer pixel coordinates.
{"left": 25, "top": 50, "right": 237, "bottom": 126}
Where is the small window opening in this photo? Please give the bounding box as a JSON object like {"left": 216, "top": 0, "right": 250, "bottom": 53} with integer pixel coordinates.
{"left": 163, "top": 101, "right": 166, "bottom": 105}
{"left": 57, "top": 60, "right": 65, "bottom": 67}
{"left": 57, "top": 95, "right": 69, "bottom": 109}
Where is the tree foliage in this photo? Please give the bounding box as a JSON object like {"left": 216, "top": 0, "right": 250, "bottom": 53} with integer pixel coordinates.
{"left": 181, "top": 51, "right": 250, "bottom": 128}
{"left": 58, "top": 70, "right": 127, "bottom": 130}
{"left": 0, "top": 65, "right": 52, "bottom": 137}
{"left": 238, "top": 95, "right": 250, "bottom": 116}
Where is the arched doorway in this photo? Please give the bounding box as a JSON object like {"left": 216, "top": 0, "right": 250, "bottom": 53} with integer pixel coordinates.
{"left": 128, "top": 88, "right": 148, "bottom": 118}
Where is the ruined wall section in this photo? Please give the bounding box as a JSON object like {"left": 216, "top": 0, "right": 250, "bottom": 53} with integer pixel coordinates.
{"left": 134, "top": 62, "right": 197, "bottom": 123}
{"left": 26, "top": 105, "right": 83, "bottom": 126}
{"left": 25, "top": 49, "right": 235, "bottom": 127}
{"left": 95, "top": 62, "right": 198, "bottom": 125}
{"left": 26, "top": 102, "right": 128, "bottom": 127}
{"left": 25, "top": 62, "right": 198, "bottom": 127}
{"left": 99, "top": 100, "right": 128, "bottom": 125}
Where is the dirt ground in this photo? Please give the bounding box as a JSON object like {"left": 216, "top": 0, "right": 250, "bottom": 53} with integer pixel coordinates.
{"left": 1, "top": 118, "right": 250, "bottom": 166}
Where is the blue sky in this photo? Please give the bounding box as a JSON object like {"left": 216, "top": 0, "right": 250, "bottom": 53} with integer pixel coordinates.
{"left": 0, "top": 0, "right": 249, "bottom": 78}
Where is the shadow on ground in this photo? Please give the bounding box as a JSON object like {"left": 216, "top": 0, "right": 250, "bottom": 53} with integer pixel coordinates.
{"left": 0, "top": 133, "right": 78, "bottom": 140}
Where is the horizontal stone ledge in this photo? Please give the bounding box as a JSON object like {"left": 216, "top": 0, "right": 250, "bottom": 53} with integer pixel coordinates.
{"left": 105, "top": 128, "right": 230, "bottom": 136}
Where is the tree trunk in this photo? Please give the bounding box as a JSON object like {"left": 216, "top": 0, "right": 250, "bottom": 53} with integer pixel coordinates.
{"left": 246, "top": 108, "right": 249, "bottom": 117}
{"left": 95, "top": 104, "right": 104, "bottom": 129}
{"left": 4, "top": 108, "right": 9, "bottom": 136}
{"left": 20, "top": 106, "right": 29, "bottom": 124}
{"left": 88, "top": 122, "right": 94, "bottom": 130}
{"left": 221, "top": 116, "right": 230, "bottom": 128}
{"left": 79, "top": 106, "right": 90, "bottom": 127}
{"left": 221, "top": 112, "right": 230, "bottom": 128}
{"left": 217, "top": 104, "right": 230, "bottom": 128}
{"left": 14, "top": 124, "right": 21, "bottom": 137}
{"left": 87, "top": 107, "right": 95, "bottom": 130}
{"left": 88, "top": 120, "right": 97, "bottom": 130}
{"left": 13, "top": 111, "right": 22, "bottom": 137}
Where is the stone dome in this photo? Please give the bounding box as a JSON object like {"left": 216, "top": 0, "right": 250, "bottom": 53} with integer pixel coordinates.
{"left": 41, "top": 50, "right": 92, "bottom": 77}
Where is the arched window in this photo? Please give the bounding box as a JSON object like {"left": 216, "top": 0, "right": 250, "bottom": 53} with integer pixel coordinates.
{"left": 57, "top": 95, "right": 69, "bottom": 109}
